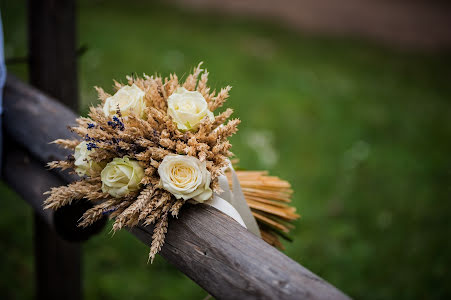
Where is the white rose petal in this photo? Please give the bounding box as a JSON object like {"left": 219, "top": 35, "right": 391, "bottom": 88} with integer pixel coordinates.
{"left": 101, "top": 156, "right": 145, "bottom": 198}
{"left": 103, "top": 84, "right": 146, "bottom": 118}
{"left": 158, "top": 155, "right": 212, "bottom": 203}
{"left": 167, "top": 87, "right": 214, "bottom": 131}
{"left": 74, "top": 141, "right": 106, "bottom": 177}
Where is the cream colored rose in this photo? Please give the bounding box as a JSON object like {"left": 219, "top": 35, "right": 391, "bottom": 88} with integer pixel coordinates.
{"left": 101, "top": 156, "right": 144, "bottom": 198}
{"left": 74, "top": 141, "right": 106, "bottom": 177}
{"left": 103, "top": 84, "right": 146, "bottom": 118}
{"left": 167, "top": 87, "right": 214, "bottom": 131}
{"left": 158, "top": 155, "right": 212, "bottom": 202}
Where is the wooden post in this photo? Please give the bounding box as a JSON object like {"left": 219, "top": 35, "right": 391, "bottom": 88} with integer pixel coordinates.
{"left": 28, "top": 0, "right": 78, "bottom": 111}
{"left": 27, "top": 0, "right": 81, "bottom": 299}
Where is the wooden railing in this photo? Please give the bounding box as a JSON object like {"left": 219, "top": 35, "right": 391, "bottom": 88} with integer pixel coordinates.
{"left": 3, "top": 74, "right": 350, "bottom": 300}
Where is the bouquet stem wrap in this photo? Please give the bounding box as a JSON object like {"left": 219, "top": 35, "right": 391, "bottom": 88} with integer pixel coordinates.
{"left": 206, "top": 162, "right": 261, "bottom": 237}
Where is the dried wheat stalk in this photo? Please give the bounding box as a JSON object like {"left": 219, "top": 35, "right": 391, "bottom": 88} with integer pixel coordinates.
{"left": 226, "top": 170, "right": 299, "bottom": 249}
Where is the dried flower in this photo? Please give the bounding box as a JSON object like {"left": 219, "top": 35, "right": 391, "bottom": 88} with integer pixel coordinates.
{"left": 158, "top": 155, "right": 212, "bottom": 203}
{"left": 101, "top": 156, "right": 145, "bottom": 198}
{"left": 167, "top": 87, "right": 214, "bottom": 131}
{"left": 74, "top": 141, "right": 106, "bottom": 176}
{"left": 103, "top": 84, "right": 146, "bottom": 118}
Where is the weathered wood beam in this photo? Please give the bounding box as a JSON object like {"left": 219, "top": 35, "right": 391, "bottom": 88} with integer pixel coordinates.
{"left": 3, "top": 74, "right": 79, "bottom": 183}
{"left": 3, "top": 141, "right": 56, "bottom": 226}
{"left": 3, "top": 75, "right": 351, "bottom": 300}
{"left": 2, "top": 140, "right": 107, "bottom": 241}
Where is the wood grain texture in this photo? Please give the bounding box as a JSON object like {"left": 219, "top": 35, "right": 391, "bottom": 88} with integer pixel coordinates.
{"left": 2, "top": 142, "right": 107, "bottom": 241}
{"left": 3, "top": 75, "right": 79, "bottom": 183}
{"left": 132, "top": 204, "right": 349, "bottom": 299}
{"left": 3, "top": 141, "right": 60, "bottom": 226}
{"left": 3, "top": 75, "right": 351, "bottom": 300}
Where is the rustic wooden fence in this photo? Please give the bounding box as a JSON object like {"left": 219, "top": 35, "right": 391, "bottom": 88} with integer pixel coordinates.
{"left": 4, "top": 75, "right": 350, "bottom": 300}
{"left": 2, "top": 1, "right": 351, "bottom": 299}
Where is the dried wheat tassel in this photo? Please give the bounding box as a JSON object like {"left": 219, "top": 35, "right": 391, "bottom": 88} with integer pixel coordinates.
{"left": 143, "top": 206, "right": 163, "bottom": 226}
{"left": 113, "top": 79, "right": 123, "bottom": 91}
{"left": 113, "top": 185, "right": 155, "bottom": 230}
{"left": 148, "top": 77, "right": 166, "bottom": 111}
{"left": 51, "top": 139, "right": 80, "bottom": 150}
{"left": 196, "top": 69, "right": 210, "bottom": 100}
{"left": 148, "top": 213, "right": 169, "bottom": 263}
{"left": 212, "top": 108, "right": 234, "bottom": 129}
{"left": 138, "top": 190, "right": 163, "bottom": 220}
{"left": 47, "top": 160, "right": 75, "bottom": 171}
{"left": 183, "top": 62, "right": 203, "bottom": 91}
{"left": 144, "top": 196, "right": 173, "bottom": 225}
{"left": 170, "top": 199, "right": 185, "bottom": 217}
{"left": 209, "top": 118, "right": 240, "bottom": 142}
{"left": 109, "top": 200, "right": 134, "bottom": 220}
{"left": 43, "top": 181, "right": 98, "bottom": 210}
{"left": 164, "top": 73, "right": 179, "bottom": 96}
{"left": 209, "top": 86, "right": 231, "bottom": 111}
{"left": 94, "top": 86, "right": 112, "bottom": 105}
{"left": 78, "top": 199, "right": 117, "bottom": 228}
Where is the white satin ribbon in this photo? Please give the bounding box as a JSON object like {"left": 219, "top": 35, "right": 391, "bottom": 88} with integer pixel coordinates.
{"left": 207, "top": 194, "right": 246, "bottom": 228}
{"left": 205, "top": 162, "right": 261, "bottom": 237}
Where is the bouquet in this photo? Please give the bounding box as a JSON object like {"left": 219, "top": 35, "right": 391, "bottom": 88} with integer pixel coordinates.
{"left": 44, "top": 63, "right": 299, "bottom": 262}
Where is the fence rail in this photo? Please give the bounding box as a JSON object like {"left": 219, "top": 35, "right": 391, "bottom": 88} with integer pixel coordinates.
{"left": 3, "top": 74, "right": 350, "bottom": 300}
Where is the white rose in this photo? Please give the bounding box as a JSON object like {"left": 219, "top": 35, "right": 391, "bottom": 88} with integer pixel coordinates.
{"left": 101, "top": 156, "right": 145, "bottom": 198}
{"left": 167, "top": 87, "right": 214, "bottom": 131}
{"left": 103, "top": 84, "right": 146, "bottom": 118}
{"left": 74, "top": 141, "right": 106, "bottom": 177}
{"left": 158, "top": 155, "right": 212, "bottom": 203}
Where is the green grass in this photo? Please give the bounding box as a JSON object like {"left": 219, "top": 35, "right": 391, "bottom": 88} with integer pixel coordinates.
{"left": 1, "top": 0, "right": 451, "bottom": 299}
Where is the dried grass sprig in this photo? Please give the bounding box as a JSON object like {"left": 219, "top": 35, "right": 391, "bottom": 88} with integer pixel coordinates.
{"left": 148, "top": 213, "right": 168, "bottom": 263}
{"left": 51, "top": 139, "right": 80, "bottom": 150}
{"left": 94, "top": 86, "right": 111, "bottom": 105}
{"left": 47, "top": 160, "right": 75, "bottom": 171}
{"left": 209, "top": 86, "right": 232, "bottom": 111}
{"left": 44, "top": 181, "right": 99, "bottom": 210}
{"left": 78, "top": 198, "right": 118, "bottom": 228}
{"left": 112, "top": 185, "right": 155, "bottom": 230}
{"left": 183, "top": 62, "right": 204, "bottom": 91}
